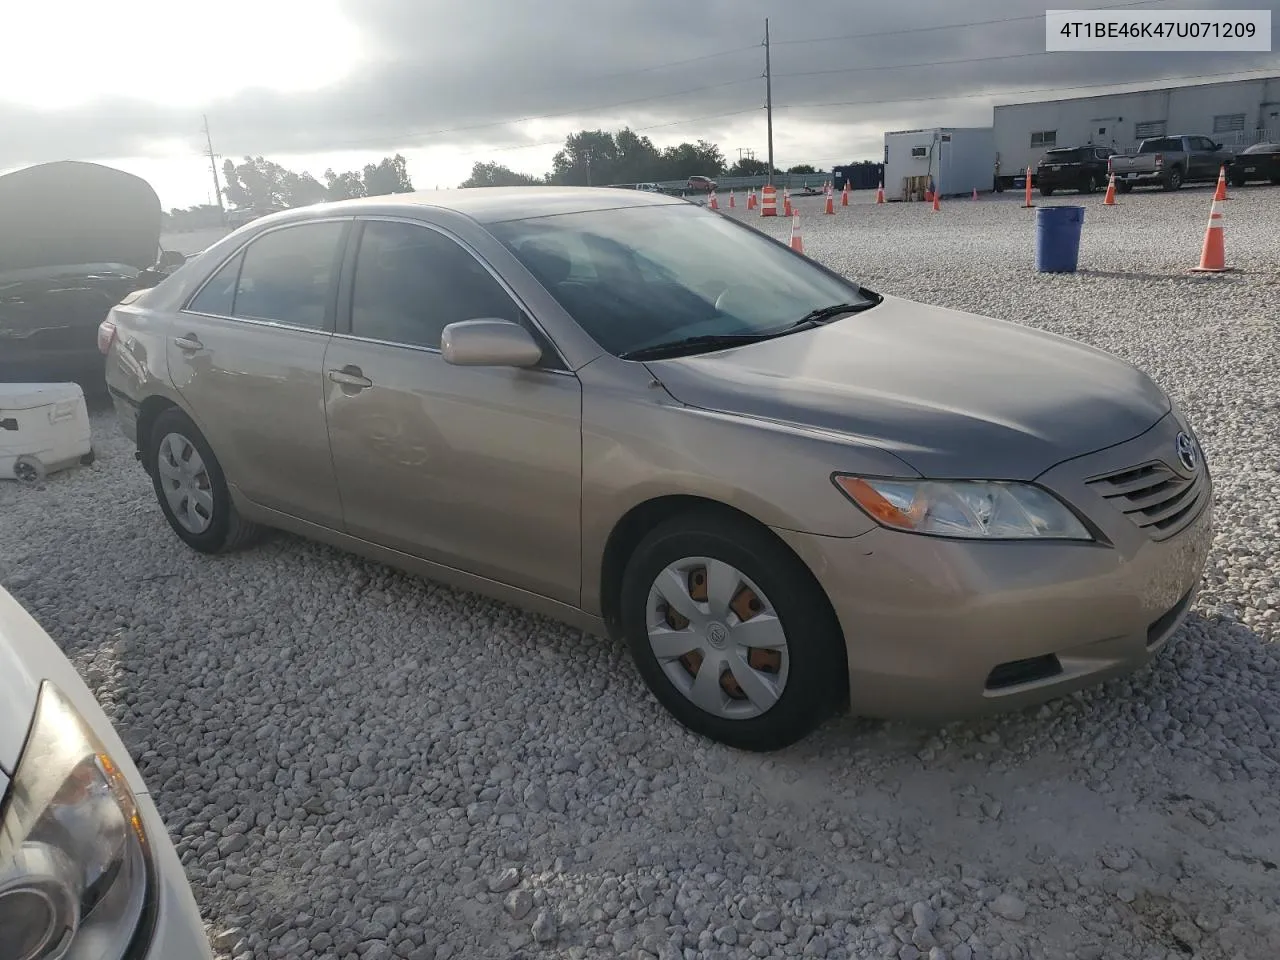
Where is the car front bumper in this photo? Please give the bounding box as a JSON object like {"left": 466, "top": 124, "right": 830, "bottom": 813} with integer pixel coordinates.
{"left": 137, "top": 790, "right": 215, "bottom": 959}
{"left": 774, "top": 413, "right": 1215, "bottom": 720}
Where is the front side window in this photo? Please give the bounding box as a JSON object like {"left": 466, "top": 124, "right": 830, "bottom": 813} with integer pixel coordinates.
{"left": 350, "top": 220, "right": 524, "bottom": 350}
{"left": 488, "top": 203, "right": 872, "bottom": 358}
{"left": 231, "top": 221, "right": 346, "bottom": 330}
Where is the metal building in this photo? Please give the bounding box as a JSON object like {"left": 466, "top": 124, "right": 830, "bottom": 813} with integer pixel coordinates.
{"left": 992, "top": 75, "right": 1280, "bottom": 190}
{"left": 882, "top": 127, "right": 995, "bottom": 201}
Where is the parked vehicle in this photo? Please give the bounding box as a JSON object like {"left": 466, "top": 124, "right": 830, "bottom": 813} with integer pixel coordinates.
{"left": 0, "top": 161, "right": 186, "bottom": 390}
{"left": 1226, "top": 142, "right": 1280, "bottom": 186}
{"left": 634, "top": 182, "right": 663, "bottom": 193}
{"left": 0, "top": 585, "right": 213, "bottom": 958}
{"left": 1036, "top": 145, "right": 1117, "bottom": 195}
{"left": 686, "top": 175, "right": 718, "bottom": 192}
{"left": 1107, "top": 135, "right": 1231, "bottom": 191}
{"left": 102, "top": 187, "right": 1212, "bottom": 751}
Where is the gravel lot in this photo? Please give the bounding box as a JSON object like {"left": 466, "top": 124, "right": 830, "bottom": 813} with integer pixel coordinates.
{"left": 4, "top": 183, "right": 1279, "bottom": 960}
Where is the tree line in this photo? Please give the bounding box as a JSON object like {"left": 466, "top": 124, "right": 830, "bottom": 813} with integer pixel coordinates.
{"left": 461, "top": 128, "right": 824, "bottom": 188}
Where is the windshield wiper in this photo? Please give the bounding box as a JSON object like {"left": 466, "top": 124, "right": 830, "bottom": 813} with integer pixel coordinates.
{"left": 618, "top": 333, "right": 779, "bottom": 361}
{"left": 789, "top": 298, "right": 880, "bottom": 328}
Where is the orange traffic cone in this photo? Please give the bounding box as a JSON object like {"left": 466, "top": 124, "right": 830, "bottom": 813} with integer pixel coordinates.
{"left": 783, "top": 189, "right": 793, "bottom": 217}
{"left": 825, "top": 191, "right": 835, "bottom": 215}
{"left": 841, "top": 183, "right": 849, "bottom": 206}
{"left": 932, "top": 190, "right": 941, "bottom": 212}
{"left": 1103, "top": 172, "right": 1117, "bottom": 205}
{"left": 789, "top": 213, "right": 804, "bottom": 254}
{"left": 748, "top": 188, "right": 757, "bottom": 210}
{"left": 972, "top": 187, "right": 978, "bottom": 200}
{"left": 729, "top": 189, "right": 736, "bottom": 208}
{"left": 708, "top": 191, "right": 719, "bottom": 210}
{"left": 1213, "top": 165, "right": 1228, "bottom": 201}
{"left": 876, "top": 182, "right": 885, "bottom": 204}
{"left": 1022, "top": 166, "right": 1035, "bottom": 208}
{"left": 1189, "top": 196, "right": 1233, "bottom": 273}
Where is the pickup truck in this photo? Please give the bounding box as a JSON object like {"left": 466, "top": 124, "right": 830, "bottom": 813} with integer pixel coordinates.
{"left": 1107, "top": 135, "right": 1232, "bottom": 192}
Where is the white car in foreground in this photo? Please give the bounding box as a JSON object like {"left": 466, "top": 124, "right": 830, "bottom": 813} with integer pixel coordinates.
{"left": 0, "top": 586, "right": 212, "bottom": 959}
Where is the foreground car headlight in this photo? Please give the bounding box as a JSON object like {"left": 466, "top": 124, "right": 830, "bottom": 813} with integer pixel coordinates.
{"left": 833, "top": 475, "right": 1093, "bottom": 540}
{"left": 0, "top": 682, "right": 152, "bottom": 960}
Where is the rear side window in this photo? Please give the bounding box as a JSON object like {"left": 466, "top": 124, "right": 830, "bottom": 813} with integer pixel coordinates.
{"left": 230, "top": 221, "right": 346, "bottom": 330}
{"left": 187, "top": 250, "right": 244, "bottom": 316}
{"left": 349, "top": 220, "right": 524, "bottom": 350}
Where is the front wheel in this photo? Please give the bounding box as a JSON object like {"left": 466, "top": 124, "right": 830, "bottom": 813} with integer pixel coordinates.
{"left": 619, "top": 511, "right": 846, "bottom": 751}
{"left": 146, "top": 407, "right": 263, "bottom": 554}
{"left": 1083, "top": 176, "right": 1098, "bottom": 194}
{"left": 1039, "top": 186, "right": 1055, "bottom": 197}
{"left": 1117, "top": 181, "right": 1134, "bottom": 193}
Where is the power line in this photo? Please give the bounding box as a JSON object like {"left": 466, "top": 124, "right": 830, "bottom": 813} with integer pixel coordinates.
{"left": 775, "top": 50, "right": 1052, "bottom": 81}
{"left": 589, "top": 44, "right": 759, "bottom": 79}
{"left": 771, "top": 0, "right": 1165, "bottom": 47}
{"left": 774, "top": 65, "right": 1280, "bottom": 112}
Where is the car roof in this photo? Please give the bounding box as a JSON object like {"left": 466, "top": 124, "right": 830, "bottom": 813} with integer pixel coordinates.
{"left": 247, "top": 186, "right": 689, "bottom": 227}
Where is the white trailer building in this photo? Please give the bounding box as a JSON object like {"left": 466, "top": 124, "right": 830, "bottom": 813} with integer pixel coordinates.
{"left": 992, "top": 75, "right": 1280, "bottom": 190}
{"left": 882, "top": 127, "right": 995, "bottom": 201}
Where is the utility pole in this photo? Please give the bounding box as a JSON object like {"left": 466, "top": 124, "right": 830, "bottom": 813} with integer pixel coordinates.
{"left": 202, "top": 114, "right": 226, "bottom": 225}
{"left": 764, "top": 18, "right": 775, "bottom": 186}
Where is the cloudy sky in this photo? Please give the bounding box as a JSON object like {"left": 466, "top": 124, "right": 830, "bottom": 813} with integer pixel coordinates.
{"left": 2, "top": 0, "right": 1276, "bottom": 208}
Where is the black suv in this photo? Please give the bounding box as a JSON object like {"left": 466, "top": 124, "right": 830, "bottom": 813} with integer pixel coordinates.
{"left": 1036, "top": 145, "right": 1116, "bottom": 195}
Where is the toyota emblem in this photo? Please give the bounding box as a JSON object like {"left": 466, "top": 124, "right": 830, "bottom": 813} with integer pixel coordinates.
{"left": 1174, "top": 432, "right": 1198, "bottom": 473}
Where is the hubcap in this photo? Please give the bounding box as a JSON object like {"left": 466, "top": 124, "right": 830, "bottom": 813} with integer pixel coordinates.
{"left": 156, "top": 432, "right": 214, "bottom": 534}
{"left": 645, "top": 557, "right": 789, "bottom": 720}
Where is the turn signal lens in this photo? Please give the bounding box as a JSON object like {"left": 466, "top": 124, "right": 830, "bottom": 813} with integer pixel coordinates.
{"left": 833, "top": 475, "right": 1093, "bottom": 541}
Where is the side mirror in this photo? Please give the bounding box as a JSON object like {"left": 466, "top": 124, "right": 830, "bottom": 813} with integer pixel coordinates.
{"left": 441, "top": 318, "right": 543, "bottom": 368}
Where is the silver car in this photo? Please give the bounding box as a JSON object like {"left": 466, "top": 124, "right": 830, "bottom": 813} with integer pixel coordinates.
{"left": 101, "top": 187, "right": 1212, "bottom": 750}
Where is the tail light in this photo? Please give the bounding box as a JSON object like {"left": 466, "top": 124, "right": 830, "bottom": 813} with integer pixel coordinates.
{"left": 97, "top": 318, "right": 117, "bottom": 356}
{"left": 1154, "top": 153, "right": 1164, "bottom": 168}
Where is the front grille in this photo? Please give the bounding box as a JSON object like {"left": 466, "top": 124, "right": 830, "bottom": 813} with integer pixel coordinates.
{"left": 1086, "top": 459, "right": 1206, "bottom": 541}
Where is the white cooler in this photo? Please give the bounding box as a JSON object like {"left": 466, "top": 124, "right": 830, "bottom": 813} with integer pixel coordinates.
{"left": 0, "top": 382, "right": 94, "bottom": 481}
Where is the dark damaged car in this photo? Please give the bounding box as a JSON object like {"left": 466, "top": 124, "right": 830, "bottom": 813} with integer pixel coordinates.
{"left": 0, "top": 160, "right": 186, "bottom": 389}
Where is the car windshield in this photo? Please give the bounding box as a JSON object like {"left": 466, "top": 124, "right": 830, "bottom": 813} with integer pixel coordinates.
{"left": 488, "top": 204, "right": 873, "bottom": 357}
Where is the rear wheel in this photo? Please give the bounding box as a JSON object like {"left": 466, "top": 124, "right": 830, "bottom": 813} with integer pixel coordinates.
{"left": 1039, "top": 186, "right": 1055, "bottom": 197}
{"left": 1163, "top": 168, "right": 1183, "bottom": 191}
{"left": 1083, "top": 175, "right": 1098, "bottom": 194}
{"left": 619, "top": 511, "right": 845, "bottom": 751}
{"left": 1118, "top": 181, "right": 1134, "bottom": 194}
{"left": 146, "top": 408, "right": 262, "bottom": 554}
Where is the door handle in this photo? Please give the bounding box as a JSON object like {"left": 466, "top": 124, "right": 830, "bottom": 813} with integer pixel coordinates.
{"left": 173, "top": 334, "right": 203, "bottom": 351}
{"left": 327, "top": 367, "right": 373, "bottom": 389}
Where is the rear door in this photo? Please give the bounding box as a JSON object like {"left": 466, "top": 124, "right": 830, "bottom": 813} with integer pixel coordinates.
{"left": 321, "top": 217, "right": 582, "bottom": 604}
{"left": 170, "top": 218, "right": 350, "bottom": 527}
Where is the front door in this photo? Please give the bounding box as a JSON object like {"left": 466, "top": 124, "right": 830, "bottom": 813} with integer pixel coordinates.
{"left": 169, "top": 219, "right": 349, "bottom": 527}
{"left": 322, "top": 218, "right": 582, "bottom": 605}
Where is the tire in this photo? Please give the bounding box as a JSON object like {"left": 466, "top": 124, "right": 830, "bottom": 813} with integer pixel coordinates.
{"left": 1039, "top": 186, "right": 1055, "bottom": 197}
{"left": 145, "top": 407, "right": 262, "bottom": 554}
{"left": 1163, "top": 168, "right": 1182, "bottom": 191}
{"left": 619, "top": 510, "right": 845, "bottom": 751}
{"left": 1117, "top": 182, "right": 1134, "bottom": 194}
{"left": 1271, "top": 177, "right": 1280, "bottom": 186}
{"left": 1083, "top": 176, "right": 1098, "bottom": 194}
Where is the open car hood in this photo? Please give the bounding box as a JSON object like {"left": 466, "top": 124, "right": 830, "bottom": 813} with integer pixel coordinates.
{"left": 0, "top": 160, "right": 162, "bottom": 274}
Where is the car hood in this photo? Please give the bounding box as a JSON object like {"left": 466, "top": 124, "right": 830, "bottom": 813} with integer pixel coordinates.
{"left": 0, "top": 160, "right": 162, "bottom": 273}
{"left": 0, "top": 586, "right": 147, "bottom": 793}
{"left": 647, "top": 294, "right": 1170, "bottom": 480}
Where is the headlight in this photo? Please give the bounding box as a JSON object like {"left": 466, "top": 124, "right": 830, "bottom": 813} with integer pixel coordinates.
{"left": 0, "top": 682, "right": 153, "bottom": 960}
{"left": 833, "top": 475, "right": 1093, "bottom": 541}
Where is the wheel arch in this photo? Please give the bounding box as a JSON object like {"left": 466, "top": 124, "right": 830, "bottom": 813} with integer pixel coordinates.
{"left": 135, "top": 394, "right": 181, "bottom": 475}
{"left": 597, "top": 494, "right": 849, "bottom": 699}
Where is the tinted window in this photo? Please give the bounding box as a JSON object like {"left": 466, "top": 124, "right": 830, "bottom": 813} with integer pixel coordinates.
{"left": 188, "top": 250, "right": 244, "bottom": 315}
{"left": 231, "top": 222, "right": 346, "bottom": 330}
{"left": 350, "top": 221, "right": 522, "bottom": 350}
{"left": 1139, "top": 138, "right": 1179, "bottom": 153}
{"left": 490, "top": 204, "right": 870, "bottom": 358}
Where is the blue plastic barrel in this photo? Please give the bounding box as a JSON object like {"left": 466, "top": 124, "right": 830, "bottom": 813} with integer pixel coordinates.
{"left": 1035, "top": 206, "right": 1085, "bottom": 273}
